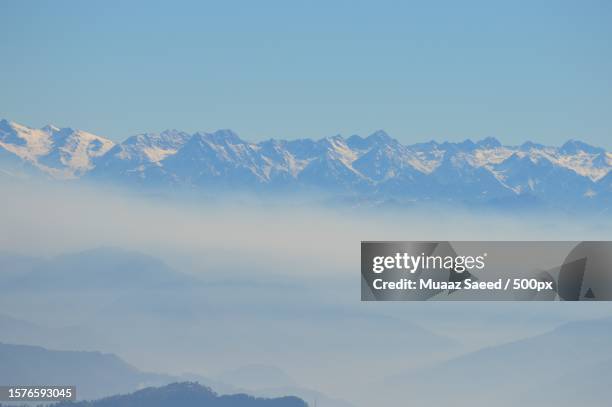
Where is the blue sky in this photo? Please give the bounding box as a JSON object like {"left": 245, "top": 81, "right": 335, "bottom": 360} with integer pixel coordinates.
{"left": 1, "top": 0, "right": 611, "bottom": 147}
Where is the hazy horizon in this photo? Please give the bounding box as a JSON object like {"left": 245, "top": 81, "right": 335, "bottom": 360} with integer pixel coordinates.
{"left": 2, "top": 180, "right": 612, "bottom": 406}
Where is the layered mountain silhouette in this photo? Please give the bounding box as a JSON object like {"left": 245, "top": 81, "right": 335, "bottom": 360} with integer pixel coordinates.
{"left": 0, "top": 247, "right": 197, "bottom": 292}
{"left": 0, "top": 344, "right": 307, "bottom": 406}
{"left": 385, "top": 316, "right": 612, "bottom": 407}
{"left": 1, "top": 119, "right": 610, "bottom": 209}
{"left": 0, "top": 342, "right": 173, "bottom": 400}
{"left": 52, "top": 382, "right": 307, "bottom": 407}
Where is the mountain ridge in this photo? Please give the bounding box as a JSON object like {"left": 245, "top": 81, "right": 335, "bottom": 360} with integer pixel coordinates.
{"left": 1, "top": 119, "right": 610, "bottom": 210}
{"left": 383, "top": 316, "right": 612, "bottom": 407}
{"left": 0, "top": 343, "right": 306, "bottom": 406}
{"left": 52, "top": 382, "right": 307, "bottom": 407}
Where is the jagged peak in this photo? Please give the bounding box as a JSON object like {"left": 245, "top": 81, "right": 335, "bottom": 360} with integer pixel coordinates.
{"left": 0, "top": 118, "right": 28, "bottom": 133}
{"left": 560, "top": 139, "right": 604, "bottom": 155}
{"left": 367, "top": 129, "right": 392, "bottom": 142}
{"left": 322, "top": 133, "right": 345, "bottom": 142}
{"left": 410, "top": 139, "right": 440, "bottom": 150}
{"left": 41, "top": 124, "right": 60, "bottom": 133}
{"left": 519, "top": 141, "right": 546, "bottom": 151}
{"left": 157, "top": 128, "right": 186, "bottom": 137}
{"left": 439, "top": 139, "right": 476, "bottom": 151}
{"left": 122, "top": 130, "right": 189, "bottom": 148}
{"left": 204, "top": 129, "right": 244, "bottom": 145}
{"left": 476, "top": 136, "right": 502, "bottom": 149}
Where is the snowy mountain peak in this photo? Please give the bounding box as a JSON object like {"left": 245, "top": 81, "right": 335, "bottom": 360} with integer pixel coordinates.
{"left": 476, "top": 137, "right": 502, "bottom": 149}
{"left": 0, "top": 120, "right": 114, "bottom": 178}
{"left": 367, "top": 130, "right": 393, "bottom": 142}
{"left": 560, "top": 139, "right": 605, "bottom": 155}
{"left": 202, "top": 129, "right": 244, "bottom": 145}
{"left": 519, "top": 141, "right": 546, "bottom": 151}
{"left": 1, "top": 118, "right": 611, "bottom": 210}
{"left": 346, "top": 130, "right": 399, "bottom": 152}
{"left": 0, "top": 118, "right": 12, "bottom": 129}
{"left": 41, "top": 124, "right": 60, "bottom": 133}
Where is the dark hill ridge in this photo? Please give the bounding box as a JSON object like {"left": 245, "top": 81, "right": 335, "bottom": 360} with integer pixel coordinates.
{"left": 0, "top": 344, "right": 307, "bottom": 405}
{"left": 53, "top": 382, "right": 307, "bottom": 407}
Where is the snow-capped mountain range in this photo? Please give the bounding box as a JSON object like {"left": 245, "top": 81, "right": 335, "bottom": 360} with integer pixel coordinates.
{"left": 1, "top": 118, "right": 611, "bottom": 209}
{"left": 0, "top": 119, "right": 114, "bottom": 179}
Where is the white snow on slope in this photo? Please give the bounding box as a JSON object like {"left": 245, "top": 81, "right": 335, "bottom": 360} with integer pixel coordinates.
{"left": 0, "top": 120, "right": 114, "bottom": 178}
{"left": 0, "top": 119, "right": 610, "bottom": 192}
